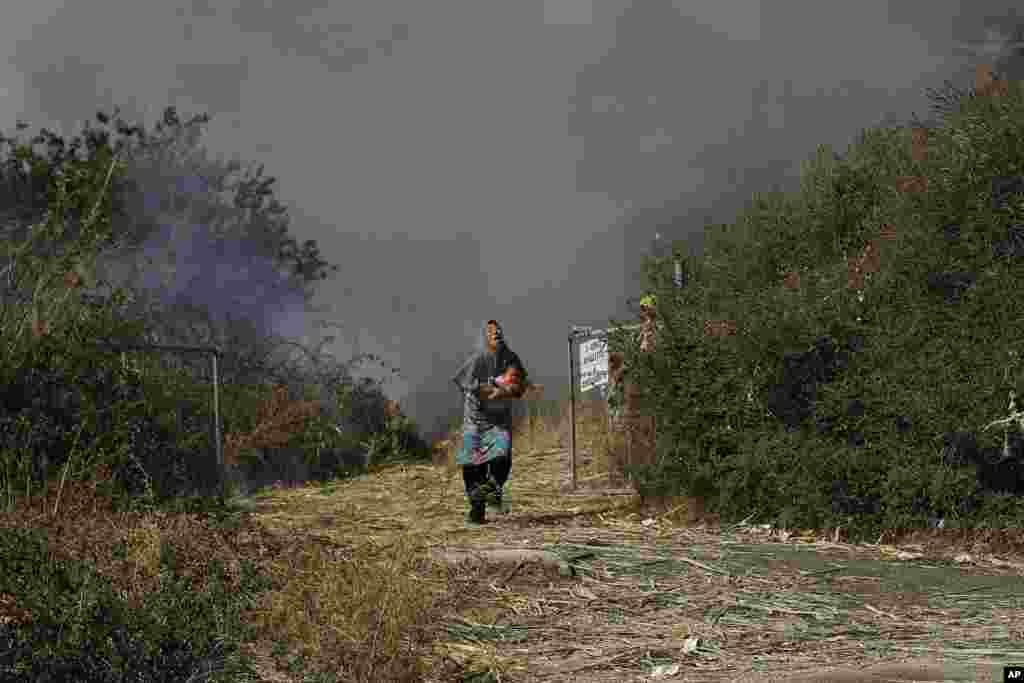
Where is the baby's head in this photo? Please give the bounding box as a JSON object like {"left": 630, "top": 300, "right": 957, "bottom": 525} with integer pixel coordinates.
{"left": 498, "top": 366, "right": 522, "bottom": 386}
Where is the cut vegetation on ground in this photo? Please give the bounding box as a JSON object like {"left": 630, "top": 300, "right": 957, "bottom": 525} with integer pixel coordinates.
{"left": 222, "top": 407, "right": 1024, "bottom": 682}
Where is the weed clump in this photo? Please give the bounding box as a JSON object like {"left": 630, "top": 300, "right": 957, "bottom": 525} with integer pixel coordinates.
{"left": 0, "top": 495, "right": 272, "bottom": 682}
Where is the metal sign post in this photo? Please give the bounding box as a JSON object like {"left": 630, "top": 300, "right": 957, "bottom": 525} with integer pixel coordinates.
{"left": 568, "top": 331, "right": 577, "bottom": 491}
{"left": 567, "top": 324, "right": 641, "bottom": 492}
{"left": 568, "top": 325, "right": 605, "bottom": 491}
{"left": 565, "top": 261, "right": 681, "bottom": 493}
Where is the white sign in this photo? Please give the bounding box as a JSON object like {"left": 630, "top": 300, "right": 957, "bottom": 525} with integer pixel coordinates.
{"left": 579, "top": 334, "right": 609, "bottom": 392}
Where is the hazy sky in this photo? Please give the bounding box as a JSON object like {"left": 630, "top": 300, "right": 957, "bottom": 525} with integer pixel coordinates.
{"left": 2, "top": 1, "right": 1022, "bottom": 435}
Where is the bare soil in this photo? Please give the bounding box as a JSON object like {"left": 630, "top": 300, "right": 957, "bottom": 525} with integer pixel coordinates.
{"left": 240, "top": 445, "right": 1024, "bottom": 682}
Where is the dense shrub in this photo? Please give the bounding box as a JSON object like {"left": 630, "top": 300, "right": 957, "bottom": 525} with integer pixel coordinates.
{"left": 608, "top": 71, "right": 1024, "bottom": 539}
{"left": 0, "top": 105, "right": 431, "bottom": 682}
{"left": 0, "top": 341, "right": 224, "bottom": 506}
{"left": 0, "top": 525, "right": 270, "bottom": 682}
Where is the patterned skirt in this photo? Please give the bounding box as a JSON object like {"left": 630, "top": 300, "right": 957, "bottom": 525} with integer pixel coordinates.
{"left": 457, "top": 424, "right": 512, "bottom": 466}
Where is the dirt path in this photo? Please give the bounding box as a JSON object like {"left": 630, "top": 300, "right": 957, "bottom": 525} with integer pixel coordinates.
{"left": 242, "top": 447, "right": 1024, "bottom": 682}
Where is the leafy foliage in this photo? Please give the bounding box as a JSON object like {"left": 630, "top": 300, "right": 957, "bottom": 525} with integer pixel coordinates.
{"left": 608, "top": 72, "right": 1024, "bottom": 539}
{"left": 0, "top": 104, "right": 415, "bottom": 502}
{"left": 0, "top": 100, "right": 431, "bottom": 681}
{"left": 1, "top": 106, "right": 338, "bottom": 294}
{"left": 0, "top": 510, "right": 272, "bottom": 682}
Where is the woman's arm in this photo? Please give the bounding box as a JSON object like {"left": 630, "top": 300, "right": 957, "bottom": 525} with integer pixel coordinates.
{"left": 477, "top": 383, "right": 500, "bottom": 400}
{"left": 453, "top": 354, "right": 485, "bottom": 395}
{"left": 500, "top": 355, "right": 528, "bottom": 399}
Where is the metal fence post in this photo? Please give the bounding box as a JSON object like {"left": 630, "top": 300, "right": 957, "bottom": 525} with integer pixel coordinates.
{"left": 210, "top": 349, "right": 224, "bottom": 501}
{"left": 568, "top": 331, "right": 577, "bottom": 491}
{"left": 567, "top": 323, "right": 644, "bottom": 492}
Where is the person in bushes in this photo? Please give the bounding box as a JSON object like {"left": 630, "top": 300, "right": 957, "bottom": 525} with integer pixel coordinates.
{"left": 638, "top": 293, "right": 659, "bottom": 353}
{"left": 452, "top": 319, "right": 528, "bottom": 524}
{"left": 607, "top": 294, "right": 660, "bottom": 484}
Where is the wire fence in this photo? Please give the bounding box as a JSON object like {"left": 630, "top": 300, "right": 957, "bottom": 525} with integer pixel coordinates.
{"left": 81, "top": 341, "right": 225, "bottom": 499}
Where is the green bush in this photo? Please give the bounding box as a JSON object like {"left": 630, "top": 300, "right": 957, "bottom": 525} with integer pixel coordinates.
{"left": 0, "top": 105, "right": 367, "bottom": 508}
{"left": 609, "top": 76, "right": 1024, "bottom": 539}
{"left": 0, "top": 105, "right": 435, "bottom": 681}
{"left": 0, "top": 122, "right": 182, "bottom": 509}
{"left": 0, "top": 524, "right": 272, "bottom": 682}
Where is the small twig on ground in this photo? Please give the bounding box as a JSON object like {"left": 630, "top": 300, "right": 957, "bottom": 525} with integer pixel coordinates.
{"left": 677, "top": 555, "right": 729, "bottom": 576}
{"left": 502, "top": 560, "right": 526, "bottom": 584}
{"left": 864, "top": 603, "right": 900, "bottom": 620}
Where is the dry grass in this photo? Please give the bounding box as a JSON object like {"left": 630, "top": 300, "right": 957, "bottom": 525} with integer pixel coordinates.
{"left": 781, "top": 269, "right": 802, "bottom": 292}
{"left": 894, "top": 174, "right": 929, "bottom": 194}
{"left": 241, "top": 532, "right": 446, "bottom": 682}
{"left": 221, "top": 401, "right": 732, "bottom": 680}
{"left": 229, "top": 400, "right": 643, "bottom": 680}
{"left": 224, "top": 383, "right": 321, "bottom": 467}
{"left": 975, "top": 62, "right": 1010, "bottom": 98}
{"left": 0, "top": 456, "right": 447, "bottom": 681}
{"left": 7, "top": 396, "right": 1024, "bottom": 681}
{"left": 0, "top": 462, "right": 262, "bottom": 625}
{"left": 233, "top": 400, "right": 1024, "bottom": 681}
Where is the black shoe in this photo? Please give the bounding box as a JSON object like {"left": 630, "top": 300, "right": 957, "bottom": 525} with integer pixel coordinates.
{"left": 487, "top": 487, "right": 510, "bottom": 515}
{"left": 466, "top": 500, "right": 486, "bottom": 525}
{"left": 465, "top": 486, "right": 487, "bottom": 525}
